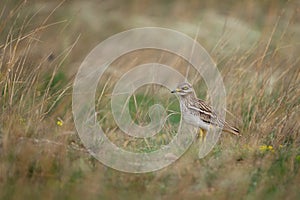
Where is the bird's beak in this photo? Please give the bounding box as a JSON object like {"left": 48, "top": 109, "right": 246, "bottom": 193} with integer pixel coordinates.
{"left": 171, "top": 88, "right": 181, "bottom": 93}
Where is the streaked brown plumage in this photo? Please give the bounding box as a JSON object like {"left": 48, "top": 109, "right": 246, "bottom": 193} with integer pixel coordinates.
{"left": 171, "top": 82, "right": 240, "bottom": 136}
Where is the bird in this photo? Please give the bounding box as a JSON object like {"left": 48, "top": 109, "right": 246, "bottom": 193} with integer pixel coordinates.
{"left": 171, "top": 82, "right": 240, "bottom": 140}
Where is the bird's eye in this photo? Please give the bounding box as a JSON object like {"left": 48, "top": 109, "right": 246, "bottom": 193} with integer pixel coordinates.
{"left": 182, "top": 86, "right": 189, "bottom": 90}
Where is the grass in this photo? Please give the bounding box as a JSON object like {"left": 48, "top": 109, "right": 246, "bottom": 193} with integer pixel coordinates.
{"left": 0, "top": 0, "right": 300, "bottom": 199}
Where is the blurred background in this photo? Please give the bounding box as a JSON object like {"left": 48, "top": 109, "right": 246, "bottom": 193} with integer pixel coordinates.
{"left": 3, "top": 0, "right": 299, "bottom": 74}
{"left": 0, "top": 0, "right": 299, "bottom": 199}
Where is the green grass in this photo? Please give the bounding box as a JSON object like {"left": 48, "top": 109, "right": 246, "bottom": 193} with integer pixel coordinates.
{"left": 0, "top": 0, "right": 300, "bottom": 199}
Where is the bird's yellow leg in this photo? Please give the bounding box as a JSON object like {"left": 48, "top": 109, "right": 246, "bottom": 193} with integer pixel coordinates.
{"left": 199, "top": 128, "right": 207, "bottom": 143}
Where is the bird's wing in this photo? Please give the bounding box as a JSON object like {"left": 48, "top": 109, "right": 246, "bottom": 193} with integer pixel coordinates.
{"left": 187, "top": 99, "right": 221, "bottom": 126}
{"left": 188, "top": 99, "right": 240, "bottom": 135}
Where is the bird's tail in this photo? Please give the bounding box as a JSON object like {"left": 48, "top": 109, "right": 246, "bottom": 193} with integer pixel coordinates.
{"left": 223, "top": 122, "right": 240, "bottom": 136}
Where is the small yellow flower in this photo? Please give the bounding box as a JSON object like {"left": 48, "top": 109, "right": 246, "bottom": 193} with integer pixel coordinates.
{"left": 259, "top": 145, "right": 274, "bottom": 153}
{"left": 56, "top": 119, "right": 63, "bottom": 127}
{"left": 259, "top": 145, "right": 268, "bottom": 152}
{"left": 267, "top": 145, "right": 273, "bottom": 151}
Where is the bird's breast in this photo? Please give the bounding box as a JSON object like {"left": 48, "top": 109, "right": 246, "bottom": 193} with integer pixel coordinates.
{"left": 180, "top": 102, "right": 210, "bottom": 130}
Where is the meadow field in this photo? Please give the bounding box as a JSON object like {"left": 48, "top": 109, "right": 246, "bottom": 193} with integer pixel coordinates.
{"left": 0, "top": 0, "right": 299, "bottom": 199}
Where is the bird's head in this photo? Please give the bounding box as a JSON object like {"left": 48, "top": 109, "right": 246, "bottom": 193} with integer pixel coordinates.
{"left": 171, "top": 82, "right": 194, "bottom": 96}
